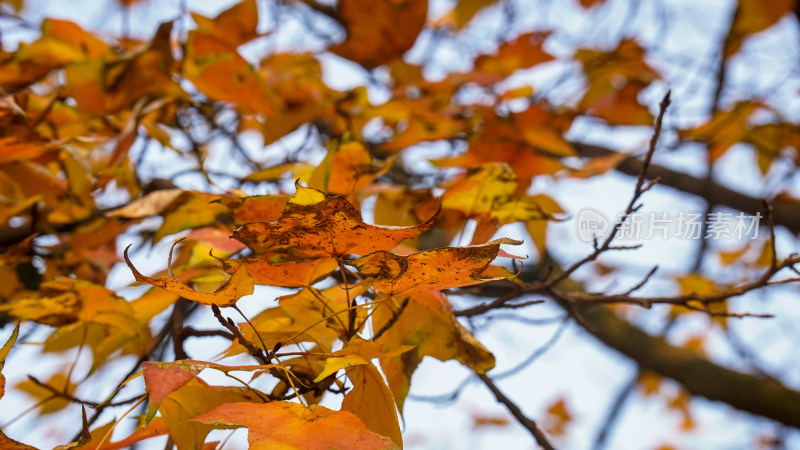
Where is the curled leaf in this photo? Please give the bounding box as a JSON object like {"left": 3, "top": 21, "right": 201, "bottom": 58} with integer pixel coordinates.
{"left": 124, "top": 246, "right": 253, "bottom": 307}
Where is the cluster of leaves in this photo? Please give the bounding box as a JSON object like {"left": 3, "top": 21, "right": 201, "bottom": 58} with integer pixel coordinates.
{"left": 0, "top": 0, "right": 799, "bottom": 448}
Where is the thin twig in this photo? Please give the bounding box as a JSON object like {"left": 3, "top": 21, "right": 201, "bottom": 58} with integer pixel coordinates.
{"left": 478, "top": 373, "right": 556, "bottom": 450}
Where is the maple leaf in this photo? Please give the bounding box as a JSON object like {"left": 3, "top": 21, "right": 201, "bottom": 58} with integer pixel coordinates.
{"left": 191, "top": 401, "right": 399, "bottom": 449}
{"left": 349, "top": 238, "right": 522, "bottom": 295}
{"left": 233, "top": 185, "right": 439, "bottom": 259}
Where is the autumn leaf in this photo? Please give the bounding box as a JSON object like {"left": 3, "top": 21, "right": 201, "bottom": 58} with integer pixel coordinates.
{"left": 142, "top": 359, "right": 279, "bottom": 423}
{"left": 158, "top": 378, "right": 264, "bottom": 449}
{"left": 0, "top": 323, "right": 19, "bottom": 399}
{"left": 349, "top": 238, "right": 522, "bottom": 295}
{"left": 331, "top": 0, "right": 428, "bottom": 68}
{"left": 183, "top": 29, "right": 279, "bottom": 115}
{"left": 374, "top": 291, "right": 496, "bottom": 411}
{"left": 543, "top": 397, "right": 573, "bottom": 437}
{"left": 575, "top": 39, "right": 659, "bottom": 126}
{"left": 106, "top": 188, "right": 184, "bottom": 219}
{"left": 439, "top": 0, "right": 499, "bottom": 29}
{"left": 308, "top": 140, "right": 396, "bottom": 196}
{"left": 124, "top": 246, "right": 254, "bottom": 307}
{"left": 227, "top": 257, "right": 338, "bottom": 287}
{"left": 723, "top": 0, "right": 794, "bottom": 59}
{"left": 677, "top": 101, "right": 762, "bottom": 161}
{"left": 233, "top": 185, "right": 438, "bottom": 259}
{"left": 342, "top": 363, "right": 403, "bottom": 447}
{"left": 472, "top": 32, "right": 554, "bottom": 84}
{"left": 17, "top": 372, "right": 77, "bottom": 415}
{"left": 191, "top": 401, "right": 399, "bottom": 449}
{"left": 191, "top": 0, "right": 259, "bottom": 49}
{"left": 578, "top": 0, "right": 607, "bottom": 8}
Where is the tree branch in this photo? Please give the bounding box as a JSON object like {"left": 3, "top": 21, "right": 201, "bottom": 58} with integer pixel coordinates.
{"left": 576, "top": 305, "right": 800, "bottom": 428}
{"left": 478, "top": 373, "right": 556, "bottom": 450}
{"left": 572, "top": 142, "right": 800, "bottom": 234}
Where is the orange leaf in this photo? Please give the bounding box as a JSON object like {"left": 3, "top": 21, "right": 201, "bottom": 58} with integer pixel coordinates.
{"left": 190, "top": 402, "right": 399, "bottom": 449}
{"left": 374, "top": 291, "right": 495, "bottom": 412}
{"left": 472, "top": 32, "right": 554, "bottom": 84}
{"left": 723, "top": 0, "right": 794, "bottom": 59}
{"left": 191, "top": 0, "right": 259, "bottom": 48}
{"left": 233, "top": 186, "right": 438, "bottom": 259}
{"left": 543, "top": 397, "right": 573, "bottom": 437}
{"left": 342, "top": 363, "right": 403, "bottom": 447}
{"left": 142, "top": 360, "right": 278, "bottom": 423}
{"left": 331, "top": 0, "right": 428, "bottom": 68}
{"left": 124, "top": 246, "right": 254, "bottom": 307}
{"left": 349, "top": 238, "right": 521, "bottom": 295}
{"left": 231, "top": 257, "right": 338, "bottom": 287}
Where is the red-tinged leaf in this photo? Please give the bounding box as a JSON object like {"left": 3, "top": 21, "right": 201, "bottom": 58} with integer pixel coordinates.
{"left": 184, "top": 227, "right": 247, "bottom": 255}
{"left": 233, "top": 186, "right": 438, "bottom": 259}
{"left": 124, "top": 246, "right": 254, "bottom": 307}
{"left": 190, "top": 402, "right": 399, "bottom": 449}
{"left": 342, "top": 363, "right": 403, "bottom": 447}
{"left": 580, "top": 81, "right": 654, "bottom": 126}
{"left": 142, "top": 360, "right": 279, "bottom": 423}
{"left": 513, "top": 103, "right": 576, "bottom": 156}
{"left": 331, "top": 0, "right": 428, "bottom": 69}
{"left": 434, "top": 139, "right": 565, "bottom": 190}
{"left": 349, "top": 238, "right": 522, "bottom": 295}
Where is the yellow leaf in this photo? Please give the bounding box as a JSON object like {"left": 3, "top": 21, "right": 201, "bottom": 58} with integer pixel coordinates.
{"left": 342, "top": 363, "right": 403, "bottom": 447}
{"left": 374, "top": 291, "right": 496, "bottom": 412}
